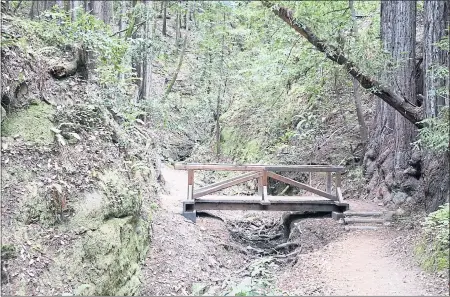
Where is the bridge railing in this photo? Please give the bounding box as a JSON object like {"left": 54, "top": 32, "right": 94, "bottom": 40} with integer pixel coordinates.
{"left": 174, "top": 163, "right": 345, "bottom": 203}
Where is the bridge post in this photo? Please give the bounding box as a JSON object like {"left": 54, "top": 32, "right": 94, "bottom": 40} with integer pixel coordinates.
{"left": 326, "top": 172, "right": 332, "bottom": 194}
{"left": 261, "top": 170, "right": 270, "bottom": 205}
{"left": 187, "top": 169, "right": 194, "bottom": 200}
{"left": 335, "top": 172, "right": 341, "bottom": 199}
{"left": 182, "top": 169, "right": 197, "bottom": 222}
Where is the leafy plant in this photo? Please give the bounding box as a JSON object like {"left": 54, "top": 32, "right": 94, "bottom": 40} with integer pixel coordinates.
{"left": 415, "top": 203, "right": 449, "bottom": 272}
{"left": 416, "top": 107, "right": 449, "bottom": 152}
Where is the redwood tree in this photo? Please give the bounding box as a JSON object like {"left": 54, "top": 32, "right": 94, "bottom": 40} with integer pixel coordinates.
{"left": 365, "top": 0, "right": 418, "bottom": 205}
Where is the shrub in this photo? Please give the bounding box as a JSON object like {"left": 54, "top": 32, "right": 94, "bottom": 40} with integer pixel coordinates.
{"left": 415, "top": 203, "right": 449, "bottom": 272}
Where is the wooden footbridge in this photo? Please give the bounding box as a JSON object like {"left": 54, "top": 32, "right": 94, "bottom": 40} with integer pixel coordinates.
{"left": 174, "top": 163, "right": 349, "bottom": 222}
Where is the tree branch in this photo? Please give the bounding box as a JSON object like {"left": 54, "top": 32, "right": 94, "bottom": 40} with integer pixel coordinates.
{"left": 110, "top": 20, "right": 147, "bottom": 38}
{"left": 261, "top": 1, "right": 424, "bottom": 125}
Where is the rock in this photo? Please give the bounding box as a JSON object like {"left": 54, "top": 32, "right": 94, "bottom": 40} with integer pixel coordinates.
{"left": 392, "top": 192, "right": 408, "bottom": 205}
{"left": 385, "top": 173, "right": 395, "bottom": 190}
{"left": 395, "top": 208, "right": 406, "bottom": 217}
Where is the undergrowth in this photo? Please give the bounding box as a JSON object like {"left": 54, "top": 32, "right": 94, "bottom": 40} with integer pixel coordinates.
{"left": 415, "top": 203, "right": 449, "bottom": 273}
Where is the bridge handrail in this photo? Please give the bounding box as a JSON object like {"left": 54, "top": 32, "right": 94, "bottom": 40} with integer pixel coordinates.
{"left": 174, "top": 163, "right": 345, "bottom": 172}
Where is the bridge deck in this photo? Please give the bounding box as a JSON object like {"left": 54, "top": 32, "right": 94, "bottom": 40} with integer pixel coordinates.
{"left": 196, "top": 195, "right": 336, "bottom": 203}
{"left": 183, "top": 195, "right": 349, "bottom": 215}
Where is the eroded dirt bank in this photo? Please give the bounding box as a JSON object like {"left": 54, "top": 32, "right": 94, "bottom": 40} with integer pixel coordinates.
{"left": 141, "top": 165, "right": 449, "bottom": 296}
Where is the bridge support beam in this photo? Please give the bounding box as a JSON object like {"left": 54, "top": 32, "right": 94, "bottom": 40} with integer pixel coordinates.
{"left": 182, "top": 200, "right": 196, "bottom": 223}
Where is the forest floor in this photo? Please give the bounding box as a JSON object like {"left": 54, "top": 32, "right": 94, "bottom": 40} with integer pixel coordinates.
{"left": 141, "top": 164, "right": 449, "bottom": 296}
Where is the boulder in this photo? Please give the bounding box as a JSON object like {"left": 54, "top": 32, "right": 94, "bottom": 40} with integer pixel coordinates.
{"left": 392, "top": 191, "right": 409, "bottom": 205}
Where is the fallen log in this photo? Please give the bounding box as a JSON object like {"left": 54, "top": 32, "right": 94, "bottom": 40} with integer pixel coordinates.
{"left": 49, "top": 44, "right": 88, "bottom": 79}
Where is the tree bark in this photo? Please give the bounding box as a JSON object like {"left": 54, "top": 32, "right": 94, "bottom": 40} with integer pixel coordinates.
{"left": 138, "top": 0, "right": 153, "bottom": 102}
{"left": 102, "top": 0, "right": 113, "bottom": 25}
{"left": 420, "top": 0, "right": 449, "bottom": 212}
{"left": 349, "top": 0, "right": 369, "bottom": 146}
{"left": 91, "top": 0, "right": 103, "bottom": 20}
{"left": 364, "top": 1, "right": 418, "bottom": 205}
{"left": 29, "top": 0, "right": 44, "bottom": 19}
{"left": 261, "top": 1, "right": 423, "bottom": 125}
{"left": 70, "top": 0, "right": 81, "bottom": 20}
{"left": 164, "top": 33, "right": 188, "bottom": 99}
{"left": 423, "top": 0, "right": 449, "bottom": 117}
{"left": 162, "top": 1, "right": 167, "bottom": 36}
{"left": 48, "top": 44, "right": 88, "bottom": 79}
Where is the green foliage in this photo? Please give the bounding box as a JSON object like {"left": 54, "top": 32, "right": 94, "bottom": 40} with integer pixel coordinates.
{"left": 415, "top": 203, "right": 449, "bottom": 272}
{"left": 1, "top": 244, "right": 17, "bottom": 260}
{"left": 417, "top": 107, "right": 449, "bottom": 152}
{"left": 1, "top": 102, "right": 54, "bottom": 145}
{"left": 14, "top": 7, "right": 128, "bottom": 84}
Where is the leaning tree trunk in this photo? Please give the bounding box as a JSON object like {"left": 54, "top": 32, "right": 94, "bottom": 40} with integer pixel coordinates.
{"left": 364, "top": 1, "right": 419, "bottom": 208}
{"left": 420, "top": 0, "right": 449, "bottom": 212}
{"left": 349, "top": 0, "right": 369, "bottom": 148}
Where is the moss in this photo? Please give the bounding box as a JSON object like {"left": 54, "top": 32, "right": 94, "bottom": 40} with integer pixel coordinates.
{"left": 1, "top": 103, "right": 55, "bottom": 145}
{"left": 98, "top": 170, "right": 142, "bottom": 220}
{"left": 20, "top": 182, "right": 60, "bottom": 226}
{"left": 74, "top": 216, "right": 150, "bottom": 296}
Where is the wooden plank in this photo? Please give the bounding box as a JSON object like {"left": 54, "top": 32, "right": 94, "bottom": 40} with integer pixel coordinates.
{"left": 193, "top": 172, "right": 261, "bottom": 198}
{"left": 265, "top": 165, "right": 345, "bottom": 172}
{"left": 267, "top": 171, "right": 337, "bottom": 200}
{"left": 195, "top": 195, "right": 335, "bottom": 204}
{"left": 344, "top": 217, "right": 385, "bottom": 224}
{"left": 344, "top": 211, "right": 385, "bottom": 217}
{"left": 175, "top": 163, "right": 266, "bottom": 171}
{"left": 193, "top": 201, "right": 341, "bottom": 212}
{"left": 174, "top": 163, "right": 345, "bottom": 172}
{"left": 199, "top": 172, "right": 257, "bottom": 192}
{"left": 326, "top": 172, "right": 332, "bottom": 194}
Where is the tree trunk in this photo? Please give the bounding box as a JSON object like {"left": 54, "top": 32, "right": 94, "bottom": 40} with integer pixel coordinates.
{"left": 29, "top": 0, "right": 43, "bottom": 18}
{"left": 138, "top": 0, "right": 153, "bottom": 102}
{"left": 162, "top": 1, "right": 167, "bottom": 36}
{"left": 91, "top": 0, "right": 103, "bottom": 19}
{"left": 164, "top": 34, "right": 188, "bottom": 99}
{"left": 423, "top": 0, "right": 449, "bottom": 117}
{"left": 70, "top": 0, "right": 81, "bottom": 20}
{"left": 420, "top": 0, "right": 449, "bottom": 212}
{"left": 102, "top": 0, "right": 113, "bottom": 25}
{"left": 364, "top": 1, "right": 418, "bottom": 206}
{"left": 176, "top": 9, "right": 181, "bottom": 45}
{"left": 349, "top": 0, "right": 369, "bottom": 147}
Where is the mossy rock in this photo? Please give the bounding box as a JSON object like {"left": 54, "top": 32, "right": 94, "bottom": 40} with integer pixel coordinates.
{"left": 98, "top": 170, "right": 142, "bottom": 220}
{"left": 1, "top": 102, "right": 54, "bottom": 145}
{"left": 20, "top": 182, "right": 60, "bottom": 226}
{"left": 75, "top": 216, "right": 150, "bottom": 296}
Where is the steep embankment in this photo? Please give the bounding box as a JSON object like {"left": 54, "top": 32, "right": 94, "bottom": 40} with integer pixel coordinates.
{"left": 1, "top": 27, "right": 162, "bottom": 295}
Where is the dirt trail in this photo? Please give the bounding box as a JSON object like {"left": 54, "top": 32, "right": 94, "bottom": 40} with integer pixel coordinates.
{"left": 142, "top": 165, "right": 448, "bottom": 296}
